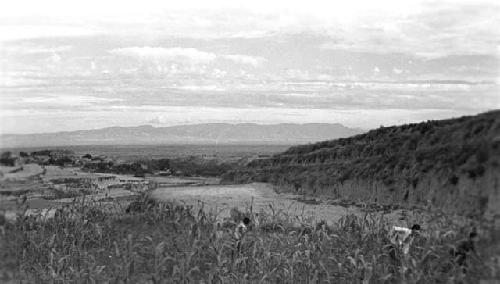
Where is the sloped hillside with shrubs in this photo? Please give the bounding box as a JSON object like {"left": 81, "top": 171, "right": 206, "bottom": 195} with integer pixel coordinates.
{"left": 222, "top": 110, "right": 500, "bottom": 219}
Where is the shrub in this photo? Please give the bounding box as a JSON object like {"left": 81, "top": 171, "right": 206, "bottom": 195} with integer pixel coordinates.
{"left": 0, "top": 151, "right": 16, "bottom": 166}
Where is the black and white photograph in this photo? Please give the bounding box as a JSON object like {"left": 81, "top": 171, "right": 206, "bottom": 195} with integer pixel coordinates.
{"left": 0, "top": 0, "right": 499, "bottom": 282}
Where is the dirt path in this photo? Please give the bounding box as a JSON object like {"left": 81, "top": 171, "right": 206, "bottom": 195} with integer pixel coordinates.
{"left": 151, "top": 182, "right": 363, "bottom": 225}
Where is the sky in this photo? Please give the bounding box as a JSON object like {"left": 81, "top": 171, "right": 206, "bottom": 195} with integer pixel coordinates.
{"left": 0, "top": 0, "right": 499, "bottom": 134}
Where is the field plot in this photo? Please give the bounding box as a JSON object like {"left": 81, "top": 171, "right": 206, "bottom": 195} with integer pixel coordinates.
{"left": 0, "top": 164, "right": 44, "bottom": 181}
{"left": 147, "top": 175, "right": 220, "bottom": 187}
{"left": 151, "top": 183, "right": 363, "bottom": 224}
{"left": 5, "top": 144, "right": 290, "bottom": 162}
{"left": 0, "top": 164, "right": 149, "bottom": 220}
{"left": 2, "top": 190, "right": 498, "bottom": 283}
{"left": 1, "top": 142, "right": 499, "bottom": 282}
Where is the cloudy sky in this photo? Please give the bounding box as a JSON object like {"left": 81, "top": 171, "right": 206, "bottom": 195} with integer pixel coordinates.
{"left": 0, "top": 0, "right": 499, "bottom": 134}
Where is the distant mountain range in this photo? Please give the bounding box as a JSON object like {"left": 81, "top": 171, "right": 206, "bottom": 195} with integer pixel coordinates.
{"left": 0, "top": 123, "right": 363, "bottom": 148}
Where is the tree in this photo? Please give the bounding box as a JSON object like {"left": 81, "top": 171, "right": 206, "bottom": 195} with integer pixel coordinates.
{"left": 0, "top": 152, "right": 15, "bottom": 166}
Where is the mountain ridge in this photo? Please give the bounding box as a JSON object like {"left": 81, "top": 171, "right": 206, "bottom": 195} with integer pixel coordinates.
{"left": 0, "top": 123, "right": 363, "bottom": 148}
{"left": 222, "top": 110, "right": 500, "bottom": 219}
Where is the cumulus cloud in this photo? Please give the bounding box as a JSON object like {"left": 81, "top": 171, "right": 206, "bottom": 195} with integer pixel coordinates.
{"left": 20, "top": 95, "right": 123, "bottom": 106}
{"left": 2, "top": 44, "right": 73, "bottom": 55}
{"left": 146, "top": 116, "right": 163, "bottom": 124}
{"left": 2, "top": 0, "right": 498, "bottom": 134}
{"left": 222, "top": 54, "right": 266, "bottom": 67}
{"left": 173, "top": 85, "right": 226, "bottom": 91}
{"left": 109, "top": 47, "right": 217, "bottom": 64}
{"left": 0, "top": 25, "right": 100, "bottom": 42}
{"left": 393, "top": 68, "right": 404, "bottom": 74}
{"left": 319, "top": 1, "right": 500, "bottom": 59}
{"left": 109, "top": 46, "right": 267, "bottom": 68}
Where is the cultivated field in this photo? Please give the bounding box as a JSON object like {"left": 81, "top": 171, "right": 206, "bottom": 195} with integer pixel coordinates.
{"left": 2, "top": 144, "right": 290, "bottom": 162}
{"left": 2, "top": 193, "right": 499, "bottom": 283}
{"left": 1, "top": 144, "right": 499, "bottom": 282}
{"left": 151, "top": 183, "right": 363, "bottom": 225}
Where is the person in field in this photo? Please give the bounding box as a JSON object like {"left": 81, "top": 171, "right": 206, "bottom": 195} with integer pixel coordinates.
{"left": 234, "top": 217, "right": 251, "bottom": 242}
{"left": 386, "top": 224, "right": 421, "bottom": 274}
{"left": 389, "top": 224, "right": 421, "bottom": 255}
{"left": 231, "top": 216, "right": 251, "bottom": 259}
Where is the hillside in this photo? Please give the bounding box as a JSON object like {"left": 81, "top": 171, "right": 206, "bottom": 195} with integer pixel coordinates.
{"left": 0, "top": 123, "right": 362, "bottom": 148}
{"left": 222, "top": 110, "right": 500, "bottom": 219}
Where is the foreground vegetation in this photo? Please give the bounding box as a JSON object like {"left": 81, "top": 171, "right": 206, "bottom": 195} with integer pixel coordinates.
{"left": 1, "top": 195, "right": 499, "bottom": 283}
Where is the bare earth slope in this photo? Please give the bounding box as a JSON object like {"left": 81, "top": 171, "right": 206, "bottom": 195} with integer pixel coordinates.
{"left": 222, "top": 110, "right": 500, "bottom": 219}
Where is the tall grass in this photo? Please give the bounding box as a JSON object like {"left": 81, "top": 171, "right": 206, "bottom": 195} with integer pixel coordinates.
{"left": 1, "top": 196, "right": 499, "bottom": 283}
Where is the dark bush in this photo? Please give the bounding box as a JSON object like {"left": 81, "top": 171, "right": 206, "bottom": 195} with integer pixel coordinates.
{"left": 449, "top": 175, "right": 459, "bottom": 185}
{"left": 0, "top": 152, "right": 16, "bottom": 166}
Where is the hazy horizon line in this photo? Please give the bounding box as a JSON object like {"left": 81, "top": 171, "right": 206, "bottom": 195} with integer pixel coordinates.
{"left": 4, "top": 109, "right": 498, "bottom": 136}
{"left": 1, "top": 121, "right": 365, "bottom": 136}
